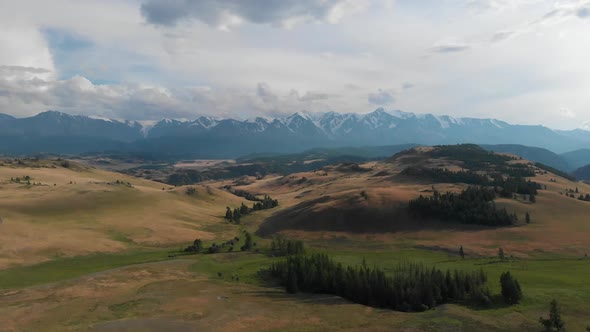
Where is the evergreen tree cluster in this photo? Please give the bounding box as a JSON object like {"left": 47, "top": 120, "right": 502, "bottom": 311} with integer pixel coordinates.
{"left": 429, "top": 144, "right": 513, "bottom": 169}
{"left": 408, "top": 187, "right": 518, "bottom": 226}
{"left": 183, "top": 239, "right": 203, "bottom": 253}
{"left": 270, "top": 237, "right": 305, "bottom": 257}
{"left": 401, "top": 167, "right": 489, "bottom": 185}
{"left": 224, "top": 188, "right": 261, "bottom": 201}
{"left": 252, "top": 195, "right": 279, "bottom": 211}
{"left": 268, "top": 254, "right": 489, "bottom": 312}
{"left": 224, "top": 195, "right": 278, "bottom": 224}
{"left": 241, "top": 231, "right": 254, "bottom": 251}
{"left": 495, "top": 176, "right": 539, "bottom": 198}
{"left": 401, "top": 167, "right": 540, "bottom": 200}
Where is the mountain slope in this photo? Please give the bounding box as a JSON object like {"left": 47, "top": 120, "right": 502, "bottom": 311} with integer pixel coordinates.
{"left": 480, "top": 144, "right": 573, "bottom": 172}
{"left": 1, "top": 109, "right": 589, "bottom": 157}
{"left": 573, "top": 164, "right": 590, "bottom": 181}
{"left": 561, "top": 149, "right": 590, "bottom": 170}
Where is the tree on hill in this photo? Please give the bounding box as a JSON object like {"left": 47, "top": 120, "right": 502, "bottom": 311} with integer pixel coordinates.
{"left": 498, "top": 248, "right": 505, "bottom": 260}
{"left": 539, "top": 299, "right": 565, "bottom": 331}
{"left": 408, "top": 187, "right": 517, "bottom": 226}
{"left": 240, "top": 202, "right": 249, "bottom": 215}
{"left": 525, "top": 212, "right": 531, "bottom": 224}
{"left": 459, "top": 245, "right": 465, "bottom": 259}
{"left": 225, "top": 207, "right": 233, "bottom": 220}
{"left": 184, "top": 238, "right": 203, "bottom": 253}
{"left": 500, "top": 271, "right": 522, "bottom": 304}
{"left": 193, "top": 239, "right": 203, "bottom": 252}
{"left": 233, "top": 208, "right": 241, "bottom": 223}
{"left": 241, "top": 232, "right": 253, "bottom": 251}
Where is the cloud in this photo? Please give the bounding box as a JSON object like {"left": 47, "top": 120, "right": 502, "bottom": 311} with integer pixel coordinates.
{"left": 256, "top": 82, "right": 278, "bottom": 103}
{"left": 0, "top": 69, "right": 336, "bottom": 120}
{"left": 490, "top": 30, "right": 516, "bottom": 42}
{"left": 0, "top": 65, "right": 51, "bottom": 75}
{"left": 291, "top": 90, "right": 331, "bottom": 102}
{"left": 428, "top": 42, "right": 470, "bottom": 54}
{"left": 368, "top": 89, "right": 395, "bottom": 105}
{"left": 559, "top": 108, "right": 576, "bottom": 119}
{"left": 140, "top": 0, "right": 369, "bottom": 29}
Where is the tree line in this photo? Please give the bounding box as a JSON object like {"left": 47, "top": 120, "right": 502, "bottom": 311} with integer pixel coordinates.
{"left": 268, "top": 254, "right": 491, "bottom": 312}
{"left": 408, "top": 187, "right": 518, "bottom": 226}
{"left": 184, "top": 231, "right": 256, "bottom": 254}
{"left": 401, "top": 166, "right": 540, "bottom": 200}
{"left": 225, "top": 195, "right": 279, "bottom": 223}
{"left": 270, "top": 237, "right": 305, "bottom": 257}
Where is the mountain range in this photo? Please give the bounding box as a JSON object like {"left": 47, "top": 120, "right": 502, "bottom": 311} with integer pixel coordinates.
{"left": 1, "top": 109, "right": 589, "bottom": 170}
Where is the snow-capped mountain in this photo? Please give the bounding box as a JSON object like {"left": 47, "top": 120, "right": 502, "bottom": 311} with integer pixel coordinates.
{"left": 0, "top": 111, "right": 142, "bottom": 142}
{"left": 0, "top": 108, "right": 589, "bottom": 157}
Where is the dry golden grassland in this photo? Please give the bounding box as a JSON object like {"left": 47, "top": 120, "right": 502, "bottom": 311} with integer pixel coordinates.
{"left": 1, "top": 154, "right": 590, "bottom": 331}
{"left": 0, "top": 159, "right": 244, "bottom": 269}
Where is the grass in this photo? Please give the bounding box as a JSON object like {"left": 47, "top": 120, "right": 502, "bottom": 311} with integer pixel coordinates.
{"left": 0, "top": 249, "right": 173, "bottom": 290}
{"left": 2, "top": 156, "right": 590, "bottom": 330}
{"left": 181, "top": 241, "right": 590, "bottom": 331}
{"left": 1, "top": 240, "right": 589, "bottom": 330}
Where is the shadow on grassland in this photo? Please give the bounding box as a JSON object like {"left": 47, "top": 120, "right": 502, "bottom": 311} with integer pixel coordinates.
{"left": 256, "top": 195, "right": 498, "bottom": 236}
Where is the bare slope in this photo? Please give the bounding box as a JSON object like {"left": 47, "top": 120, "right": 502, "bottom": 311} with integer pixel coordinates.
{"left": 0, "top": 158, "right": 244, "bottom": 268}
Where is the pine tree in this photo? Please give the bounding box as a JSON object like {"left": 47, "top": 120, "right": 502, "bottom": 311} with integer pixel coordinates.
{"left": 500, "top": 271, "right": 523, "bottom": 304}
{"left": 240, "top": 202, "right": 249, "bottom": 215}
{"left": 539, "top": 299, "right": 565, "bottom": 331}
{"left": 525, "top": 212, "right": 531, "bottom": 224}
{"left": 242, "top": 232, "right": 253, "bottom": 251}
{"left": 193, "top": 239, "right": 203, "bottom": 252}
{"left": 225, "top": 207, "right": 233, "bottom": 220}
{"left": 233, "top": 208, "right": 241, "bottom": 223}
{"left": 498, "top": 248, "right": 505, "bottom": 260}
{"left": 459, "top": 245, "right": 465, "bottom": 259}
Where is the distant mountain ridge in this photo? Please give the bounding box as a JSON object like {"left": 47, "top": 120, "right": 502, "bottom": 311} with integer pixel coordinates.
{"left": 0, "top": 109, "right": 589, "bottom": 161}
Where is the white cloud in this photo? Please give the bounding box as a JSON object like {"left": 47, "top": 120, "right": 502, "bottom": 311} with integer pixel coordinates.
{"left": 368, "top": 89, "right": 395, "bottom": 105}
{"left": 559, "top": 108, "right": 576, "bottom": 119}
{"left": 140, "top": 0, "right": 370, "bottom": 29}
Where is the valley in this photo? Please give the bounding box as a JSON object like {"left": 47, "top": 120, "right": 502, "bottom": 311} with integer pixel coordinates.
{"left": 1, "top": 145, "right": 590, "bottom": 331}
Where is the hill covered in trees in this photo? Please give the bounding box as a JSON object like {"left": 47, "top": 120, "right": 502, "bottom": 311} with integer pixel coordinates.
{"left": 573, "top": 164, "right": 590, "bottom": 181}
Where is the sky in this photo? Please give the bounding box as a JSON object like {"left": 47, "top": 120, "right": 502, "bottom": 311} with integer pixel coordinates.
{"left": 0, "top": 0, "right": 590, "bottom": 129}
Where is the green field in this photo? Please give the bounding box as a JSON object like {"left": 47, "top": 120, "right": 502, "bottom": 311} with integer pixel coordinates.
{"left": 3, "top": 238, "right": 588, "bottom": 331}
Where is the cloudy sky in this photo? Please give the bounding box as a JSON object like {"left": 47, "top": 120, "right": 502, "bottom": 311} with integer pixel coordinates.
{"left": 1, "top": 0, "right": 590, "bottom": 129}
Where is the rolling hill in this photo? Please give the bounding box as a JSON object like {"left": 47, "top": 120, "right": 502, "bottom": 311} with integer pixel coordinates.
{"left": 0, "top": 158, "right": 244, "bottom": 268}
{"left": 2, "top": 145, "right": 590, "bottom": 331}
